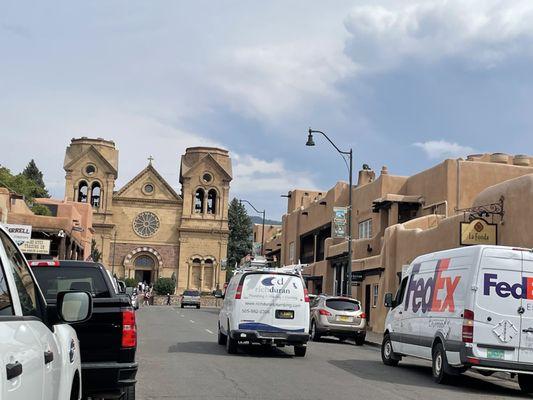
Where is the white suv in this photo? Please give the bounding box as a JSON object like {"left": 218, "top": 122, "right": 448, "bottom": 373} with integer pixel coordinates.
{"left": 0, "top": 225, "right": 92, "bottom": 399}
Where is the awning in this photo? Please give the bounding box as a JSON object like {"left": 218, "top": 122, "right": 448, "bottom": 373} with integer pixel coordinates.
{"left": 372, "top": 194, "right": 424, "bottom": 212}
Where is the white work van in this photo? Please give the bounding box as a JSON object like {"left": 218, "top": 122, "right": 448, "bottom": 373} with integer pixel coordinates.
{"left": 218, "top": 266, "right": 310, "bottom": 356}
{"left": 381, "top": 245, "right": 533, "bottom": 392}
{"left": 0, "top": 225, "right": 92, "bottom": 400}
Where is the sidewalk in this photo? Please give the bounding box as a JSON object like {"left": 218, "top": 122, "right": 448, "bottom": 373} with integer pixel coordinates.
{"left": 365, "top": 330, "right": 382, "bottom": 348}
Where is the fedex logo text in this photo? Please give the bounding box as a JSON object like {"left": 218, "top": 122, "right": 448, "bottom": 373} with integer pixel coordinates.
{"left": 483, "top": 273, "right": 533, "bottom": 299}
{"left": 404, "top": 259, "right": 461, "bottom": 313}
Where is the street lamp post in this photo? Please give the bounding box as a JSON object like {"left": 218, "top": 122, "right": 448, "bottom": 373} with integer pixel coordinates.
{"left": 306, "top": 128, "right": 353, "bottom": 297}
{"left": 239, "top": 199, "right": 266, "bottom": 256}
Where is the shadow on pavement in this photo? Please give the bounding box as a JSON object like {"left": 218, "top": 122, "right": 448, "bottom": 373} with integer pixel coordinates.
{"left": 170, "top": 341, "right": 294, "bottom": 358}
{"left": 329, "top": 359, "right": 525, "bottom": 397}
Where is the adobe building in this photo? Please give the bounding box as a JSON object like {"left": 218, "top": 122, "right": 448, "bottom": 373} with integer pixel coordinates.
{"left": 265, "top": 153, "right": 533, "bottom": 332}
{"left": 63, "top": 137, "right": 232, "bottom": 293}
{"left": 0, "top": 187, "right": 93, "bottom": 260}
{"left": 252, "top": 223, "right": 281, "bottom": 255}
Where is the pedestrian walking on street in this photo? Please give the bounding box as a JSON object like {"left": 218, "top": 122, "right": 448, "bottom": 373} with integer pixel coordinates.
{"left": 166, "top": 293, "right": 171, "bottom": 306}
{"left": 143, "top": 290, "right": 151, "bottom": 306}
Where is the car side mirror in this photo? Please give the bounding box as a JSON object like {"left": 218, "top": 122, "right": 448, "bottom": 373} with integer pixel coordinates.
{"left": 384, "top": 292, "right": 396, "bottom": 308}
{"left": 57, "top": 291, "right": 93, "bottom": 323}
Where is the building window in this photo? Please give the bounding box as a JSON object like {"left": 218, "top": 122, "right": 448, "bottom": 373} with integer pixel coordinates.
{"left": 77, "top": 181, "right": 88, "bottom": 203}
{"left": 85, "top": 164, "right": 96, "bottom": 175}
{"left": 358, "top": 219, "right": 372, "bottom": 239}
{"left": 202, "top": 173, "right": 213, "bottom": 183}
{"left": 90, "top": 182, "right": 101, "bottom": 208}
{"left": 194, "top": 189, "right": 205, "bottom": 213}
{"left": 372, "top": 284, "right": 379, "bottom": 308}
{"left": 134, "top": 255, "right": 155, "bottom": 269}
{"left": 133, "top": 211, "right": 160, "bottom": 237}
{"left": 207, "top": 189, "right": 217, "bottom": 214}
{"left": 144, "top": 183, "right": 154, "bottom": 194}
{"left": 289, "top": 242, "right": 295, "bottom": 264}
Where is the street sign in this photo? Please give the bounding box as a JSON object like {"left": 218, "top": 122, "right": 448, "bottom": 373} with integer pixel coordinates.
{"left": 351, "top": 271, "right": 363, "bottom": 282}
{"left": 1, "top": 223, "right": 32, "bottom": 245}
{"left": 332, "top": 207, "right": 348, "bottom": 238}
{"left": 19, "top": 239, "right": 51, "bottom": 255}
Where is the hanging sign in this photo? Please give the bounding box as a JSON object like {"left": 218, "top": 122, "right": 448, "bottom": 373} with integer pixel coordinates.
{"left": 460, "top": 218, "right": 497, "bottom": 246}
{"left": 1, "top": 224, "right": 32, "bottom": 245}
{"left": 332, "top": 207, "right": 348, "bottom": 238}
{"left": 19, "top": 239, "right": 51, "bottom": 255}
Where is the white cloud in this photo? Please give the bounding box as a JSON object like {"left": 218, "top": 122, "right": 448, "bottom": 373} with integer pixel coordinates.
{"left": 232, "top": 154, "right": 318, "bottom": 195}
{"left": 413, "top": 140, "right": 475, "bottom": 159}
{"left": 212, "top": 41, "right": 355, "bottom": 120}
{"left": 344, "top": 1, "right": 533, "bottom": 71}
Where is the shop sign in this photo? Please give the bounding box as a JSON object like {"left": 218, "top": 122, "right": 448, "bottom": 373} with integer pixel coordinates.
{"left": 351, "top": 271, "right": 364, "bottom": 282}
{"left": 332, "top": 207, "right": 348, "bottom": 239}
{"left": 19, "top": 239, "right": 51, "bottom": 255}
{"left": 460, "top": 218, "right": 497, "bottom": 246}
{"left": 1, "top": 223, "right": 32, "bottom": 245}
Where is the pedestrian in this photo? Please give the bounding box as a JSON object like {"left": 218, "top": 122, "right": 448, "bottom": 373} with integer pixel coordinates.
{"left": 166, "top": 293, "right": 171, "bottom": 306}
{"left": 143, "top": 290, "right": 151, "bottom": 306}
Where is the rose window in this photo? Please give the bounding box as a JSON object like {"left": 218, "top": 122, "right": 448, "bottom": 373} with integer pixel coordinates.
{"left": 133, "top": 212, "right": 160, "bottom": 237}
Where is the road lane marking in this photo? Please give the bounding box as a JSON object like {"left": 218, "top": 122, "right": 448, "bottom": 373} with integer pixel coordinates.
{"left": 190, "top": 320, "right": 195, "bottom": 323}
{"left": 205, "top": 329, "right": 214, "bottom": 334}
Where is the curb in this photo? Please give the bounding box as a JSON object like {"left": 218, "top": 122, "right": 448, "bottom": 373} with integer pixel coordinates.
{"left": 365, "top": 340, "right": 381, "bottom": 348}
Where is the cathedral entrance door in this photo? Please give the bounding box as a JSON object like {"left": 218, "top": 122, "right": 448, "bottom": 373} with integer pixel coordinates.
{"left": 133, "top": 254, "right": 156, "bottom": 285}
{"left": 135, "top": 270, "right": 153, "bottom": 285}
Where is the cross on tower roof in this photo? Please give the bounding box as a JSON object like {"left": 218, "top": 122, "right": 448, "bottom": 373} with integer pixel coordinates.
{"left": 148, "top": 155, "right": 154, "bottom": 165}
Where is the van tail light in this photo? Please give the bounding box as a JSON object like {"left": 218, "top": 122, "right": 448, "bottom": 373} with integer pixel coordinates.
{"left": 304, "top": 288, "right": 310, "bottom": 303}
{"left": 318, "top": 309, "right": 331, "bottom": 316}
{"left": 235, "top": 285, "right": 243, "bottom": 300}
{"left": 122, "top": 309, "right": 137, "bottom": 348}
{"left": 462, "top": 309, "right": 474, "bottom": 343}
{"left": 360, "top": 312, "right": 366, "bottom": 320}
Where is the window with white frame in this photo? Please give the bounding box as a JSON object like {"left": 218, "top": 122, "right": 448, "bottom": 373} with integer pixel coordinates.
{"left": 289, "top": 242, "right": 295, "bottom": 264}
{"left": 358, "top": 219, "right": 372, "bottom": 239}
{"left": 372, "top": 284, "right": 379, "bottom": 307}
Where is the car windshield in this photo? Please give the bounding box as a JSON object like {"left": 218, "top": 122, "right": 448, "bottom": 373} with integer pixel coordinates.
{"left": 183, "top": 290, "right": 199, "bottom": 296}
{"left": 31, "top": 266, "right": 110, "bottom": 300}
{"left": 326, "top": 299, "right": 360, "bottom": 312}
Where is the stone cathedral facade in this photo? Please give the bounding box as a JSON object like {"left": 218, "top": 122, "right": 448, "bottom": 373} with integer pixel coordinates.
{"left": 63, "top": 137, "right": 232, "bottom": 293}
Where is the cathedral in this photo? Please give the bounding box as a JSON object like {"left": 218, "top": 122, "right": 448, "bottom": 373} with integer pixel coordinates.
{"left": 63, "top": 137, "right": 232, "bottom": 293}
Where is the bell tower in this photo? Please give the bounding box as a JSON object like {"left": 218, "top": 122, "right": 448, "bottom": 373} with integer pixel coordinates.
{"left": 63, "top": 137, "right": 119, "bottom": 215}
{"left": 178, "top": 147, "right": 232, "bottom": 292}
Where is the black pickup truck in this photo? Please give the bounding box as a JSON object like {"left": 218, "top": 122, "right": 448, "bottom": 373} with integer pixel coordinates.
{"left": 30, "top": 260, "right": 138, "bottom": 400}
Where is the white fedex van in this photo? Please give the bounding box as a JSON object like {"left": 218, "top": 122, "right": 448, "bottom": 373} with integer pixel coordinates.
{"left": 218, "top": 267, "right": 310, "bottom": 356}
{"left": 382, "top": 245, "right": 533, "bottom": 392}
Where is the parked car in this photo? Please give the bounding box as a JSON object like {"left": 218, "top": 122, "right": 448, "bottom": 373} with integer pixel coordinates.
{"left": 181, "top": 289, "right": 201, "bottom": 308}
{"left": 0, "top": 225, "right": 92, "bottom": 400}
{"left": 382, "top": 245, "right": 533, "bottom": 393}
{"left": 30, "top": 260, "right": 138, "bottom": 399}
{"left": 309, "top": 295, "right": 366, "bottom": 345}
{"left": 218, "top": 266, "right": 310, "bottom": 356}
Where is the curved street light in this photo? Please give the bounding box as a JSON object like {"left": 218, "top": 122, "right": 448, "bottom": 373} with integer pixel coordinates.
{"left": 306, "top": 128, "right": 353, "bottom": 297}
{"left": 239, "top": 199, "right": 266, "bottom": 256}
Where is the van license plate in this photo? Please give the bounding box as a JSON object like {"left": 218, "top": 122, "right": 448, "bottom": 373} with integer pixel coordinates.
{"left": 487, "top": 349, "right": 505, "bottom": 359}
{"left": 337, "top": 316, "right": 353, "bottom": 322}
{"left": 275, "top": 310, "right": 294, "bottom": 319}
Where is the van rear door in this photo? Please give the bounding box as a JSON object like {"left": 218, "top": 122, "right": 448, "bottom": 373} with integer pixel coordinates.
{"left": 518, "top": 250, "right": 533, "bottom": 363}
{"left": 475, "top": 248, "right": 522, "bottom": 362}
{"left": 239, "top": 273, "right": 308, "bottom": 334}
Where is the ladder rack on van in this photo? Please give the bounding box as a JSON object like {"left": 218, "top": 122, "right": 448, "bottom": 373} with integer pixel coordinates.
{"left": 233, "top": 262, "right": 308, "bottom": 277}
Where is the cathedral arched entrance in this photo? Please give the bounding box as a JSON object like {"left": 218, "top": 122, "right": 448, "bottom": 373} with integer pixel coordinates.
{"left": 124, "top": 247, "right": 163, "bottom": 285}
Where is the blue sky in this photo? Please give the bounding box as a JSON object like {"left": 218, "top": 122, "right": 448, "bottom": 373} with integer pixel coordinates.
{"left": 1, "top": 1, "right": 533, "bottom": 219}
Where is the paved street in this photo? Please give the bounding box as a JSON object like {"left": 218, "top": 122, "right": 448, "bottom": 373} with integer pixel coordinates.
{"left": 136, "top": 306, "right": 527, "bottom": 400}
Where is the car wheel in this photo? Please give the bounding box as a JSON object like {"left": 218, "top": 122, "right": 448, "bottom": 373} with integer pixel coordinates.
{"left": 180, "top": 304, "right": 184, "bottom": 308}
{"left": 518, "top": 374, "right": 533, "bottom": 393}
{"left": 196, "top": 305, "right": 200, "bottom": 309}
{"left": 226, "top": 335, "right": 238, "bottom": 354}
{"left": 218, "top": 324, "right": 227, "bottom": 345}
{"left": 123, "top": 385, "right": 136, "bottom": 400}
{"left": 432, "top": 342, "right": 451, "bottom": 384}
{"left": 310, "top": 321, "right": 321, "bottom": 342}
{"left": 294, "top": 345, "right": 307, "bottom": 357}
{"left": 381, "top": 333, "right": 399, "bottom": 366}
{"left": 354, "top": 334, "right": 365, "bottom": 346}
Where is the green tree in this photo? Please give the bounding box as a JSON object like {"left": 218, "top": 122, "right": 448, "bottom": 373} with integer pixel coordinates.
{"left": 0, "top": 166, "right": 51, "bottom": 215}
{"left": 22, "top": 160, "right": 49, "bottom": 198}
{"left": 153, "top": 278, "right": 176, "bottom": 295}
{"left": 227, "top": 198, "right": 252, "bottom": 276}
{"left": 90, "top": 238, "right": 102, "bottom": 262}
